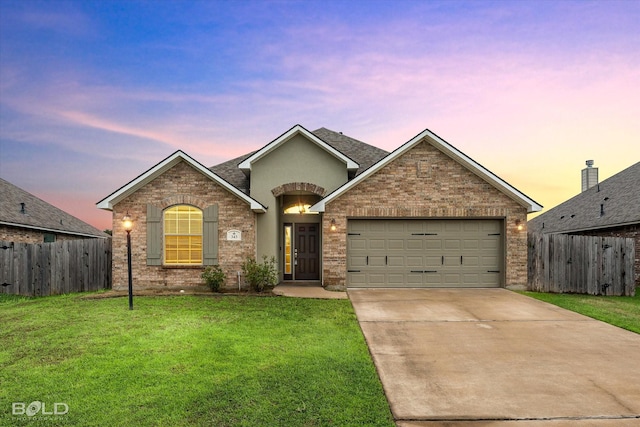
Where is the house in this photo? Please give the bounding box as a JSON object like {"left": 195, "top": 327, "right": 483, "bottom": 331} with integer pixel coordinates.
{"left": 97, "top": 125, "right": 542, "bottom": 291}
{"left": 528, "top": 161, "right": 640, "bottom": 284}
{"left": 1, "top": 178, "right": 108, "bottom": 243}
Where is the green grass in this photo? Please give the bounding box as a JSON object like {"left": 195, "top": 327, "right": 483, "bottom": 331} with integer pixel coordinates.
{"left": 0, "top": 294, "right": 394, "bottom": 426}
{"left": 522, "top": 287, "right": 640, "bottom": 333}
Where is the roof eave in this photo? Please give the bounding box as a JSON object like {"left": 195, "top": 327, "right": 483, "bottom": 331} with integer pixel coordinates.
{"left": 238, "top": 124, "right": 360, "bottom": 173}
{"left": 310, "top": 128, "right": 542, "bottom": 213}
{"left": 96, "top": 151, "right": 266, "bottom": 213}
{"left": 0, "top": 221, "right": 108, "bottom": 239}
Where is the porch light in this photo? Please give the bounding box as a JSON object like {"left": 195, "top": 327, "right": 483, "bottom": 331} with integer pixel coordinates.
{"left": 515, "top": 219, "right": 524, "bottom": 232}
{"left": 330, "top": 218, "right": 337, "bottom": 232}
{"left": 122, "top": 213, "right": 134, "bottom": 310}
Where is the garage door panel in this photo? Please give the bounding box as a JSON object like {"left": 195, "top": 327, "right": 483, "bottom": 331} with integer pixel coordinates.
{"left": 369, "top": 222, "right": 386, "bottom": 233}
{"left": 369, "top": 256, "right": 386, "bottom": 266}
{"left": 407, "top": 239, "right": 424, "bottom": 250}
{"left": 348, "top": 238, "right": 367, "bottom": 250}
{"left": 369, "top": 239, "right": 385, "bottom": 250}
{"left": 425, "top": 239, "right": 442, "bottom": 250}
{"left": 407, "top": 256, "right": 423, "bottom": 267}
{"left": 388, "top": 239, "right": 404, "bottom": 250}
{"left": 425, "top": 256, "right": 441, "bottom": 267}
{"left": 462, "top": 256, "right": 479, "bottom": 267}
{"left": 348, "top": 272, "right": 367, "bottom": 285}
{"left": 444, "top": 239, "right": 461, "bottom": 250}
{"left": 347, "top": 219, "right": 503, "bottom": 288}
{"left": 387, "top": 256, "right": 405, "bottom": 267}
{"left": 463, "top": 239, "right": 480, "bottom": 250}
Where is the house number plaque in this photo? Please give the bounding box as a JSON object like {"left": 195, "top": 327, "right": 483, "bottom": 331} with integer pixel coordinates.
{"left": 226, "top": 230, "right": 241, "bottom": 241}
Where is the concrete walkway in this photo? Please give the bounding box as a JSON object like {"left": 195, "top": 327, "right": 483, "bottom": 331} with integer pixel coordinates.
{"left": 348, "top": 288, "right": 640, "bottom": 426}
{"left": 272, "top": 283, "right": 348, "bottom": 299}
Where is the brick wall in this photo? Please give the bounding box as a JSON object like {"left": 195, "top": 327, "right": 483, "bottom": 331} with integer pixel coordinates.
{"left": 0, "top": 225, "right": 95, "bottom": 243}
{"left": 111, "top": 161, "right": 257, "bottom": 291}
{"left": 322, "top": 140, "right": 529, "bottom": 289}
{"left": 572, "top": 224, "right": 640, "bottom": 285}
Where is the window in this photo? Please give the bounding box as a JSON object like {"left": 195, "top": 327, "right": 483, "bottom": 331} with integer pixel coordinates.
{"left": 44, "top": 233, "right": 56, "bottom": 243}
{"left": 164, "top": 205, "right": 203, "bottom": 265}
{"left": 283, "top": 203, "right": 319, "bottom": 214}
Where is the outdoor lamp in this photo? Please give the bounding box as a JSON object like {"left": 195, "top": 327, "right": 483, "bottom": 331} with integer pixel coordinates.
{"left": 330, "top": 218, "right": 337, "bottom": 232}
{"left": 515, "top": 219, "right": 524, "bottom": 232}
{"left": 123, "top": 214, "right": 133, "bottom": 232}
{"left": 122, "top": 213, "right": 134, "bottom": 310}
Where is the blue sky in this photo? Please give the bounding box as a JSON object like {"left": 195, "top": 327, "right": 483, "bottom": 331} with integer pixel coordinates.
{"left": 1, "top": 0, "right": 639, "bottom": 230}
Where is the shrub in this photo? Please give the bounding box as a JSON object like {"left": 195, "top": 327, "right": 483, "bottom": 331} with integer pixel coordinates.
{"left": 201, "top": 265, "right": 226, "bottom": 292}
{"left": 242, "top": 256, "right": 278, "bottom": 292}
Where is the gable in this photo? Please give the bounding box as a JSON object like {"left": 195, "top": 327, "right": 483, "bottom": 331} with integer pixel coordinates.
{"left": 249, "top": 133, "right": 350, "bottom": 195}
{"left": 97, "top": 151, "right": 266, "bottom": 213}
{"left": 312, "top": 129, "right": 542, "bottom": 213}
{"left": 238, "top": 125, "right": 359, "bottom": 174}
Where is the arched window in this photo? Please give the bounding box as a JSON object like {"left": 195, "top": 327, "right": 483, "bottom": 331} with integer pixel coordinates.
{"left": 164, "top": 205, "right": 203, "bottom": 265}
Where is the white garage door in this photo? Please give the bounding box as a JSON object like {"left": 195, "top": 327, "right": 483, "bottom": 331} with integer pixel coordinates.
{"left": 347, "top": 219, "right": 503, "bottom": 288}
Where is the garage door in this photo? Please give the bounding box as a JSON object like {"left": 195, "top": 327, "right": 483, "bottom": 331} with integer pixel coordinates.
{"left": 347, "top": 219, "right": 503, "bottom": 288}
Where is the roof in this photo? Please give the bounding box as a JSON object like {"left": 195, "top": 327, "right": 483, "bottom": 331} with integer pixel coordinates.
{"left": 96, "top": 151, "right": 266, "bottom": 212}
{"left": 528, "top": 161, "right": 640, "bottom": 233}
{"left": 1, "top": 178, "right": 108, "bottom": 238}
{"left": 311, "top": 128, "right": 543, "bottom": 213}
{"left": 237, "top": 125, "right": 360, "bottom": 173}
{"left": 210, "top": 127, "right": 388, "bottom": 192}
{"left": 311, "top": 127, "right": 388, "bottom": 175}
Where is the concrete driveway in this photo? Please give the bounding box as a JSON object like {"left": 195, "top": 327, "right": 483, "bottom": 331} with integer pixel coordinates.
{"left": 348, "top": 288, "right": 640, "bottom": 426}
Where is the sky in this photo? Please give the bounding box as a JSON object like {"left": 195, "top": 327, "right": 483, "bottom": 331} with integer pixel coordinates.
{"left": 1, "top": 0, "right": 639, "bottom": 232}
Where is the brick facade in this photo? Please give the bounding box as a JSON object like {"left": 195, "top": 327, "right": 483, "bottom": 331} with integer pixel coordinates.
{"left": 111, "top": 161, "right": 256, "bottom": 291}
{"left": 321, "top": 140, "right": 528, "bottom": 290}
{"left": 0, "top": 225, "right": 94, "bottom": 243}
{"left": 572, "top": 224, "right": 640, "bottom": 285}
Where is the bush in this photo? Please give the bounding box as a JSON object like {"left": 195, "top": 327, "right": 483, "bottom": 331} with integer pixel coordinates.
{"left": 242, "top": 256, "right": 278, "bottom": 292}
{"left": 201, "top": 265, "right": 226, "bottom": 292}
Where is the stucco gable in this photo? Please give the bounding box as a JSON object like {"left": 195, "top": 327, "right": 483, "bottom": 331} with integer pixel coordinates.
{"left": 312, "top": 129, "right": 542, "bottom": 213}
{"left": 96, "top": 151, "right": 266, "bottom": 212}
{"left": 237, "top": 124, "right": 359, "bottom": 174}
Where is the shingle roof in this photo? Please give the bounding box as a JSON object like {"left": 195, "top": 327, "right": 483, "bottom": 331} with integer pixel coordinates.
{"left": 312, "top": 127, "right": 389, "bottom": 175}
{"left": 528, "top": 162, "right": 640, "bottom": 233}
{"left": 1, "top": 178, "right": 108, "bottom": 238}
{"left": 209, "top": 127, "right": 389, "bottom": 193}
{"left": 209, "top": 151, "right": 255, "bottom": 193}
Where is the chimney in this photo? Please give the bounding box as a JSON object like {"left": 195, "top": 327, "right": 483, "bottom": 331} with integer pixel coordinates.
{"left": 581, "top": 160, "right": 598, "bottom": 192}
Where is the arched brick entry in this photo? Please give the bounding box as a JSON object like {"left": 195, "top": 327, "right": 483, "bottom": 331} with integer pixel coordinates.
{"left": 271, "top": 182, "right": 326, "bottom": 197}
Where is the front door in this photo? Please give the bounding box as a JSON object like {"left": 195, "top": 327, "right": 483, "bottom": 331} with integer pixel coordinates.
{"left": 294, "top": 223, "right": 320, "bottom": 280}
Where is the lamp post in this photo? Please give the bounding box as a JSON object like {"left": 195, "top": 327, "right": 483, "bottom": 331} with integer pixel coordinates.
{"left": 122, "top": 213, "right": 134, "bottom": 310}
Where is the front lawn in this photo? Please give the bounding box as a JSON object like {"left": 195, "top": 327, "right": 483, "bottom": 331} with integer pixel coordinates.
{"left": 522, "top": 287, "right": 640, "bottom": 333}
{"left": 0, "top": 294, "right": 394, "bottom": 426}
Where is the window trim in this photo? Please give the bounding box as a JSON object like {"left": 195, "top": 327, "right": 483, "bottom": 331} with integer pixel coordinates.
{"left": 163, "top": 205, "right": 203, "bottom": 266}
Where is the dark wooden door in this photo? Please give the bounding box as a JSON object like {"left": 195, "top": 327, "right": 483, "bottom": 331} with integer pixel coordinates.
{"left": 295, "top": 223, "right": 319, "bottom": 280}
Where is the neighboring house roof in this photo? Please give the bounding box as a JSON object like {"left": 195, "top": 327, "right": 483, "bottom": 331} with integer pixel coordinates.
{"left": 96, "top": 151, "right": 266, "bottom": 212}
{"left": 0, "top": 178, "right": 108, "bottom": 238}
{"left": 238, "top": 125, "right": 360, "bottom": 174}
{"left": 528, "top": 161, "right": 640, "bottom": 234}
{"left": 311, "top": 128, "right": 543, "bottom": 213}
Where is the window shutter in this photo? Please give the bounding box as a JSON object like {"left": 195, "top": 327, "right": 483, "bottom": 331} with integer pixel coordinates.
{"left": 147, "top": 204, "right": 162, "bottom": 265}
{"left": 203, "top": 204, "right": 219, "bottom": 265}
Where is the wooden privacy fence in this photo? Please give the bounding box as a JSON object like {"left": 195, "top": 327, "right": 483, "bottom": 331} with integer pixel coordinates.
{"left": 0, "top": 239, "right": 112, "bottom": 296}
{"left": 528, "top": 233, "right": 635, "bottom": 296}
